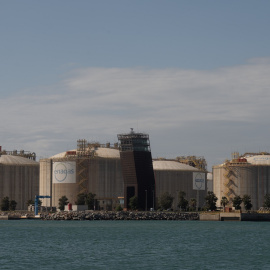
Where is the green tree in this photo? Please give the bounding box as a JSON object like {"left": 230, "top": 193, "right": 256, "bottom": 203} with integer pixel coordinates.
{"left": 205, "top": 191, "right": 218, "bottom": 211}
{"left": 242, "top": 194, "right": 252, "bottom": 211}
{"left": 58, "top": 195, "right": 69, "bottom": 211}
{"left": 178, "top": 191, "right": 188, "bottom": 211}
{"left": 27, "top": 199, "right": 35, "bottom": 206}
{"left": 263, "top": 194, "right": 270, "bottom": 207}
{"left": 232, "top": 195, "right": 242, "bottom": 210}
{"left": 220, "top": 196, "right": 229, "bottom": 208}
{"left": 75, "top": 193, "right": 86, "bottom": 205}
{"left": 9, "top": 200, "right": 17, "bottom": 211}
{"left": 27, "top": 199, "right": 42, "bottom": 206}
{"left": 85, "top": 193, "right": 96, "bottom": 210}
{"left": 1, "top": 197, "right": 10, "bottom": 211}
{"left": 129, "top": 196, "right": 138, "bottom": 210}
{"left": 115, "top": 204, "right": 123, "bottom": 211}
{"left": 158, "top": 192, "right": 174, "bottom": 210}
{"left": 189, "top": 198, "right": 197, "bottom": 211}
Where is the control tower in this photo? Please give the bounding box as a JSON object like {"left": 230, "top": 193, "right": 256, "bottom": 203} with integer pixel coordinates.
{"left": 117, "top": 129, "right": 155, "bottom": 210}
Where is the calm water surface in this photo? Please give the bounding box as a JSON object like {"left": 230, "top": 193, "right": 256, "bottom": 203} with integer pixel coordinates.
{"left": 0, "top": 220, "right": 269, "bottom": 270}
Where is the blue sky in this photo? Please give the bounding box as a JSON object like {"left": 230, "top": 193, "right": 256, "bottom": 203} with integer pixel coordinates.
{"left": 1, "top": 1, "right": 270, "bottom": 169}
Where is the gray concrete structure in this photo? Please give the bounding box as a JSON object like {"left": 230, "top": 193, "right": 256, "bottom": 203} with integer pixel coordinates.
{"left": 0, "top": 155, "right": 39, "bottom": 210}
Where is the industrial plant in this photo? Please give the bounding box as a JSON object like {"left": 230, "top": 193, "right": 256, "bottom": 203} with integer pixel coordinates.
{"left": 39, "top": 130, "right": 207, "bottom": 211}
{"left": 5, "top": 130, "right": 270, "bottom": 212}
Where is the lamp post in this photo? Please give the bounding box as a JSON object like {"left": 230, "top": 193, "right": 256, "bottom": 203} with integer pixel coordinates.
{"left": 145, "top": 190, "right": 147, "bottom": 211}
{"left": 176, "top": 190, "right": 178, "bottom": 211}
{"left": 152, "top": 189, "right": 155, "bottom": 210}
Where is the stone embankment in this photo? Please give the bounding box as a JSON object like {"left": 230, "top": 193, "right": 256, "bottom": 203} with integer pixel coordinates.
{"left": 40, "top": 211, "right": 199, "bottom": 221}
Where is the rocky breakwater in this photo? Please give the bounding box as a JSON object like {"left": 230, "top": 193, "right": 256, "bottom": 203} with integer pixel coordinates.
{"left": 40, "top": 211, "right": 199, "bottom": 221}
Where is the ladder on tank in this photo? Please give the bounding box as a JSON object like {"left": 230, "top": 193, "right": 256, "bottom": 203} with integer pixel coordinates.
{"left": 223, "top": 162, "right": 236, "bottom": 202}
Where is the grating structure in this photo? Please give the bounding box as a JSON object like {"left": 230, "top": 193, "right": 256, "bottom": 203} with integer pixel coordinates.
{"left": 176, "top": 156, "right": 207, "bottom": 172}
{"left": 76, "top": 139, "right": 98, "bottom": 195}
{"left": 0, "top": 147, "right": 36, "bottom": 160}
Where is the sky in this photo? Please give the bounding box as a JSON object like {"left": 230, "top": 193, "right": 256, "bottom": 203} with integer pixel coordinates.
{"left": 1, "top": 0, "right": 270, "bottom": 170}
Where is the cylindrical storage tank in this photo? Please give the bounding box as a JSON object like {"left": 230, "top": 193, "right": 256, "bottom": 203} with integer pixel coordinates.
{"left": 213, "top": 155, "right": 270, "bottom": 210}
{"left": 40, "top": 158, "right": 79, "bottom": 208}
{"left": 0, "top": 155, "right": 39, "bottom": 210}
{"left": 39, "top": 147, "right": 124, "bottom": 210}
{"left": 153, "top": 160, "right": 207, "bottom": 210}
{"left": 213, "top": 164, "right": 258, "bottom": 208}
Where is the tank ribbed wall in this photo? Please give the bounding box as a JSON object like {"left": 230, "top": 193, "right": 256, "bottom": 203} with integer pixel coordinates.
{"left": 40, "top": 156, "right": 123, "bottom": 209}
{"left": 155, "top": 170, "right": 207, "bottom": 209}
{"left": 0, "top": 164, "right": 39, "bottom": 210}
{"left": 39, "top": 159, "right": 52, "bottom": 207}
{"left": 87, "top": 158, "right": 123, "bottom": 201}
{"left": 213, "top": 165, "right": 270, "bottom": 210}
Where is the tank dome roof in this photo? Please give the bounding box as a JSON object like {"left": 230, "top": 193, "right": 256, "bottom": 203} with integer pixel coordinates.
{"left": 153, "top": 160, "right": 199, "bottom": 171}
{"left": 50, "top": 147, "right": 120, "bottom": 159}
{"left": 245, "top": 155, "right": 270, "bottom": 165}
{"left": 0, "top": 155, "right": 38, "bottom": 165}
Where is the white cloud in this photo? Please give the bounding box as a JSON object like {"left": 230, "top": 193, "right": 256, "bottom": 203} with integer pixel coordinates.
{"left": 1, "top": 57, "right": 270, "bottom": 167}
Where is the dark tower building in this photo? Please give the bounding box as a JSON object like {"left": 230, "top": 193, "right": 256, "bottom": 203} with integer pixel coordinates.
{"left": 117, "top": 129, "right": 155, "bottom": 210}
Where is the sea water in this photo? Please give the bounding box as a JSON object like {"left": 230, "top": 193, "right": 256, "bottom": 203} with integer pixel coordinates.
{"left": 0, "top": 220, "right": 269, "bottom": 270}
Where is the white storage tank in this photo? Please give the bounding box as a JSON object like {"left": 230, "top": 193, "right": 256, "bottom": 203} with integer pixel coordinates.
{"left": 0, "top": 155, "right": 39, "bottom": 210}
{"left": 213, "top": 153, "right": 270, "bottom": 210}
{"left": 153, "top": 160, "right": 207, "bottom": 210}
{"left": 39, "top": 146, "right": 124, "bottom": 210}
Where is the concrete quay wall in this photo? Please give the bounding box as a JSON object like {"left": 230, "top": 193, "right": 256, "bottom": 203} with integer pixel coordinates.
{"left": 0, "top": 214, "right": 21, "bottom": 220}
{"left": 199, "top": 213, "right": 221, "bottom": 221}
{"left": 200, "top": 212, "right": 270, "bottom": 221}
{"left": 241, "top": 213, "right": 270, "bottom": 221}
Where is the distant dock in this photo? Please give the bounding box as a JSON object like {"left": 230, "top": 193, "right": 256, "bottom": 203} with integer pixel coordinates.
{"left": 0, "top": 215, "right": 21, "bottom": 220}
{"left": 200, "top": 212, "right": 270, "bottom": 221}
